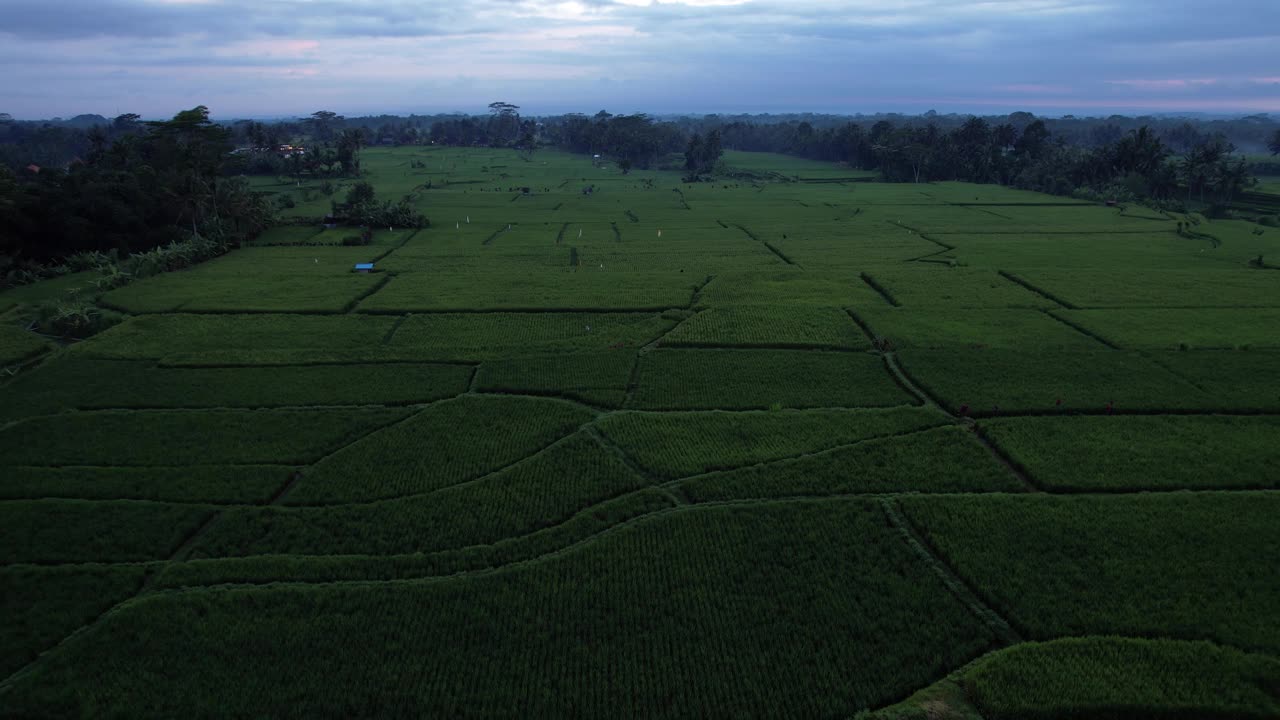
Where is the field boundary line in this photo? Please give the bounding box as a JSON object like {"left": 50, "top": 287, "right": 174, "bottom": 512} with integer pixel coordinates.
{"left": 966, "top": 425, "right": 1041, "bottom": 492}
{"left": 859, "top": 272, "right": 900, "bottom": 307}
{"left": 686, "top": 274, "right": 715, "bottom": 309}
{"left": 1041, "top": 309, "right": 1120, "bottom": 350}
{"left": 996, "top": 270, "right": 1077, "bottom": 309}
{"left": 731, "top": 223, "right": 800, "bottom": 267}
{"left": 762, "top": 241, "right": 801, "bottom": 268}
{"left": 342, "top": 273, "right": 394, "bottom": 314}
{"left": 583, "top": 426, "right": 685, "bottom": 504}
{"left": 480, "top": 224, "right": 508, "bottom": 246}
{"left": 881, "top": 353, "right": 943, "bottom": 412}
{"left": 380, "top": 313, "right": 410, "bottom": 344}
{"left": 661, "top": 425, "right": 948, "bottom": 487}
{"left": 880, "top": 352, "right": 1037, "bottom": 490}
{"left": 880, "top": 498, "right": 1023, "bottom": 646}
{"left": 0, "top": 494, "right": 235, "bottom": 691}
{"left": 282, "top": 419, "right": 600, "bottom": 509}
{"left": 117, "top": 494, "right": 1032, "bottom": 596}
{"left": 622, "top": 306, "right": 701, "bottom": 408}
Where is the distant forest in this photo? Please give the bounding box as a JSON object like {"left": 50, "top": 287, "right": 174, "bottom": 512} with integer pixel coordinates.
{"left": 2, "top": 106, "right": 1279, "bottom": 272}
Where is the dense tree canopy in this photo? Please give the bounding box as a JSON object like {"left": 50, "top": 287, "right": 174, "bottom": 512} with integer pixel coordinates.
{"left": 1, "top": 107, "right": 272, "bottom": 268}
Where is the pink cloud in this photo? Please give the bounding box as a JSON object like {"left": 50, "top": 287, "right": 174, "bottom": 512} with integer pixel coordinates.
{"left": 996, "top": 83, "right": 1073, "bottom": 94}
{"left": 1106, "top": 78, "right": 1219, "bottom": 90}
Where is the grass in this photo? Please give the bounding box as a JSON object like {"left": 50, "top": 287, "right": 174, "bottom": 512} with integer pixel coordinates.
{"left": 74, "top": 313, "right": 397, "bottom": 359}
{"left": 153, "top": 489, "right": 678, "bottom": 588}
{"left": 4, "top": 501, "right": 997, "bottom": 718}
{"left": 387, "top": 311, "right": 675, "bottom": 360}
{"left": 661, "top": 306, "right": 870, "bottom": 349}
{"left": 0, "top": 499, "right": 214, "bottom": 564}
{"left": 0, "top": 322, "right": 52, "bottom": 367}
{"left": 195, "top": 431, "right": 648, "bottom": 556}
{"left": 0, "top": 465, "right": 297, "bottom": 504}
{"left": 284, "top": 395, "right": 597, "bottom": 504}
{"left": 695, "top": 269, "right": 886, "bottom": 307}
{"left": 102, "top": 248, "right": 387, "bottom": 313}
{"left": 0, "top": 564, "right": 148, "bottom": 678}
{"left": 0, "top": 407, "right": 411, "bottom": 466}
{"left": 860, "top": 268, "right": 1051, "bottom": 308}
{"left": 854, "top": 308, "right": 1101, "bottom": 349}
{"left": 628, "top": 348, "right": 914, "bottom": 410}
{"left": 1053, "top": 308, "right": 1280, "bottom": 349}
{"left": 678, "top": 426, "right": 1024, "bottom": 501}
{"left": 0, "top": 357, "right": 472, "bottom": 419}
{"left": 358, "top": 271, "right": 697, "bottom": 312}
{"left": 980, "top": 415, "right": 1280, "bottom": 491}
{"left": 473, "top": 351, "right": 634, "bottom": 406}
{"left": 5, "top": 147, "right": 1280, "bottom": 717}
{"left": 900, "top": 491, "right": 1280, "bottom": 653}
{"left": 596, "top": 406, "right": 945, "bottom": 477}
{"left": 1003, "top": 268, "right": 1280, "bottom": 308}
{"left": 966, "top": 637, "right": 1280, "bottom": 720}
{"left": 896, "top": 348, "right": 1214, "bottom": 415}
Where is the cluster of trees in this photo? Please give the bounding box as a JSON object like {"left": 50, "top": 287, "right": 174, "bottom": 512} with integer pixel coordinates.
{"left": 1, "top": 106, "right": 273, "bottom": 269}
{"left": 336, "top": 181, "right": 426, "bottom": 229}
{"left": 540, "top": 112, "right": 686, "bottom": 170}
{"left": 683, "top": 130, "right": 723, "bottom": 179}
{"left": 693, "top": 115, "right": 1259, "bottom": 208}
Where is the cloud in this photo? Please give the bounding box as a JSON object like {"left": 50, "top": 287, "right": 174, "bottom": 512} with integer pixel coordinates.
{"left": 0, "top": 0, "right": 1276, "bottom": 117}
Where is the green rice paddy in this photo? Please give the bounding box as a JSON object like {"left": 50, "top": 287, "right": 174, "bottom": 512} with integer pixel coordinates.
{"left": 2, "top": 147, "right": 1278, "bottom": 718}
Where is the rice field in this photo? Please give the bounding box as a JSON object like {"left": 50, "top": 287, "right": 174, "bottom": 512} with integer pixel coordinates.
{"left": 1, "top": 146, "right": 1277, "bottom": 718}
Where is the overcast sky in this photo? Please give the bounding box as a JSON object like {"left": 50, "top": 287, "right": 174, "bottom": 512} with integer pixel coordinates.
{"left": 1, "top": 0, "right": 1277, "bottom": 119}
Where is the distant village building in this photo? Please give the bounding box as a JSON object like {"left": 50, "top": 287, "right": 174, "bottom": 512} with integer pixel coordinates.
{"left": 354, "top": 263, "right": 374, "bottom": 274}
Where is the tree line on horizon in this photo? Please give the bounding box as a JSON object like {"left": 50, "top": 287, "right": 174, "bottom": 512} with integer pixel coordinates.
{"left": 2, "top": 104, "right": 1279, "bottom": 278}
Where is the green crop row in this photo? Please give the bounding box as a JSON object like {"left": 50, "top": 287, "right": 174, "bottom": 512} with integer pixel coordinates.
{"left": 897, "top": 348, "right": 1211, "bottom": 415}
{"left": 661, "top": 306, "right": 870, "bottom": 349}
{"left": 0, "top": 407, "right": 411, "bottom": 466}
{"left": 853, "top": 308, "right": 1101, "bottom": 349}
{"left": 386, "top": 311, "right": 676, "bottom": 361}
{"left": 899, "top": 491, "right": 1280, "bottom": 653}
{"left": 285, "top": 395, "right": 596, "bottom": 504}
{"left": 0, "top": 499, "right": 214, "bottom": 564}
{"left": 194, "top": 431, "right": 650, "bottom": 557}
{"left": 1004, "top": 268, "right": 1280, "bottom": 308}
{"left": 102, "top": 271, "right": 385, "bottom": 314}
{"left": 694, "top": 269, "right": 886, "bottom": 307}
{"left": 155, "top": 488, "right": 677, "bottom": 589}
{"left": 1053, "top": 308, "right": 1280, "bottom": 350}
{"left": 0, "top": 564, "right": 148, "bottom": 678}
{"left": 980, "top": 415, "right": 1280, "bottom": 492}
{"left": 77, "top": 314, "right": 397, "bottom": 360}
{"left": 473, "top": 351, "right": 634, "bottom": 407}
{"left": 966, "top": 637, "right": 1280, "bottom": 720}
{"left": 0, "top": 323, "right": 51, "bottom": 366}
{"left": 0, "top": 357, "right": 472, "bottom": 421}
{"left": 628, "top": 349, "right": 915, "bottom": 410}
{"left": 596, "top": 406, "right": 945, "bottom": 478}
{"left": 678, "top": 426, "right": 1023, "bottom": 501}
{"left": 4, "top": 501, "right": 997, "bottom": 718}
{"left": 358, "top": 271, "right": 697, "bottom": 312}
{"left": 0, "top": 465, "right": 296, "bottom": 504}
{"left": 860, "top": 267, "right": 1051, "bottom": 308}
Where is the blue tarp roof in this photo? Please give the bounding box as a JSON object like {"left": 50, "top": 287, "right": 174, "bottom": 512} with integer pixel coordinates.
{"left": 354, "top": 263, "right": 374, "bottom": 270}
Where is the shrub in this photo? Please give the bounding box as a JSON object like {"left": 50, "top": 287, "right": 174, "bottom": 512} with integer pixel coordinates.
{"left": 27, "top": 295, "right": 123, "bottom": 339}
